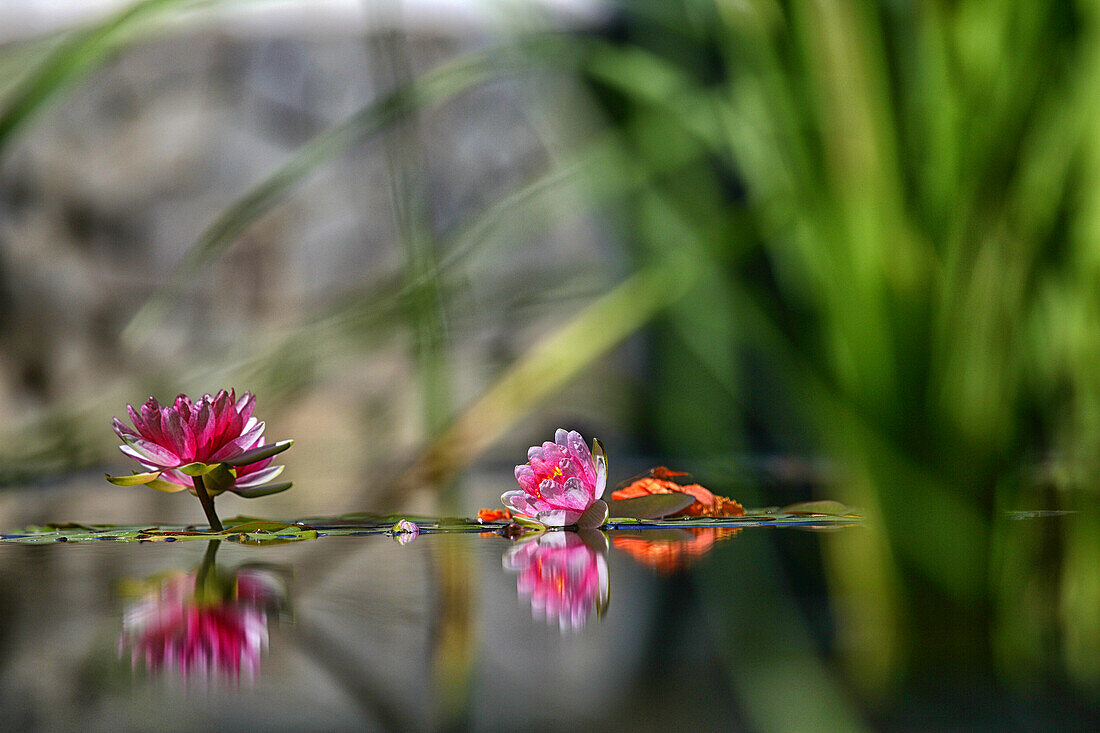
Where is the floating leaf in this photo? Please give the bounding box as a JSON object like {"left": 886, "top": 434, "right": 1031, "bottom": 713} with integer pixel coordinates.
{"left": 229, "top": 526, "right": 318, "bottom": 545}
{"left": 104, "top": 471, "right": 163, "bottom": 486}
{"left": 222, "top": 520, "right": 299, "bottom": 533}
{"left": 609, "top": 492, "right": 695, "bottom": 519}
{"left": 611, "top": 467, "right": 745, "bottom": 517}
{"left": 0, "top": 509, "right": 861, "bottom": 544}
{"left": 576, "top": 499, "right": 609, "bottom": 529}
{"left": 780, "top": 500, "right": 854, "bottom": 516}
{"left": 223, "top": 440, "right": 294, "bottom": 467}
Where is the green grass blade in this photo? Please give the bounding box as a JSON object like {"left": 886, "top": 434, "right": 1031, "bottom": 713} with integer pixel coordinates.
{"left": 0, "top": 0, "right": 201, "bottom": 153}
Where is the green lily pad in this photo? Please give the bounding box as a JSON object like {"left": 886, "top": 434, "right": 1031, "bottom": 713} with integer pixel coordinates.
{"left": 609, "top": 492, "right": 695, "bottom": 519}
{"left": 0, "top": 506, "right": 862, "bottom": 544}
{"left": 780, "top": 500, "right": 854, "bottom": 516}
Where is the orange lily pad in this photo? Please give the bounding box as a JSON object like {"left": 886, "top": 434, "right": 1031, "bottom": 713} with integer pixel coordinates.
{"left": 611, "top": 467, "right": 745, "bottom": 518}
{"left": 477, "top": 508, "right": 513, "bottom": 522}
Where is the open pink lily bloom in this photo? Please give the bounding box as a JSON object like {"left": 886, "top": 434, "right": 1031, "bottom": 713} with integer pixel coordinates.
{"left": 502, "top": 428, "right": 607, "bottom": 527}
{"left": 111, "top": 390, "right": 287, "bottom": 496}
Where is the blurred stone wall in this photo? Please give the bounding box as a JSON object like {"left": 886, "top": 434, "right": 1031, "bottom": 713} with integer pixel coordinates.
{"left": 0, "top": 4, "right": 626, "bottom": 518}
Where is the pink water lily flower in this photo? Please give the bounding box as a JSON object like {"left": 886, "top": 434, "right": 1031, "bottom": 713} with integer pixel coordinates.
{"left": 502, "top": 428, "right": 607, "bottom": 527}
{"left": 110, "top": 390, "right": 290, "bottom": 497}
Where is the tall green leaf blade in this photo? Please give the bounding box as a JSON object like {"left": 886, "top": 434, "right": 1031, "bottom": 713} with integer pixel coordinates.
{"left": 0, "top": 0, "right": 199, "bottom": 153}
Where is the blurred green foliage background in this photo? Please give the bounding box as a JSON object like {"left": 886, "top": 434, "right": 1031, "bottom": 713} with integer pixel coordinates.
{"left": 2, "top": 0, "right": 1099, "bottom": 726}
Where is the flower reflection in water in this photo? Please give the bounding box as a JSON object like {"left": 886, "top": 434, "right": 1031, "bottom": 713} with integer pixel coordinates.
{"left": 612, "top": 527, "right": 741, "bottom": 574}
{"left": 118, "top": 541, "right": 286, "bottom": 685}
{"left": 503, "top": 531, "right": 609, "bottom": 632}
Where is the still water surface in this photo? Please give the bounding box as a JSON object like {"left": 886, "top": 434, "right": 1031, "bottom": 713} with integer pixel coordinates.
{"left": 0, "top": 510, "right": 1090, "bottom": 731}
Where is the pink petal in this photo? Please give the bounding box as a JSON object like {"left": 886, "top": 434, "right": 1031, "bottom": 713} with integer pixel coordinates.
{"left": 541, "top": 442, "right": 567, "bottom": 464}
{"left": 192, "top": 401, "right": 214, "bottom": 457}
{"left": 210, "top": 390, "right": 233, "bottom": 442}
{"left": 236, "top": 391, "right": 256, "bottom": 423}
{"left": 173, "top": 394, "right": 192, "bottom": 422}
{"left": 541, "top": 476, "right": 590, "bottom": 511}
{"left": 113, "top": 417, "right": 140, "bottom": 442}
{"left": 235, "top": 453, "right": 273, "bottom": 477}
{"left": 125, "top": 404, "right": 153, "bottom": 442}
{"left": 528, "top": 456, "right": 554, "bottom": 477}
{"left": 233, "top": 464, "right": 284, "bottom": 489}
{"left": 565, "top": 431, "right": 594, "bottom": 479}
{"left": 501, "top": 490, "right": 539, "bottom": 517}
{"left": 209, "top": 420, "right": 266, "bottom": 462}
{"left": 515, "top": 465, "right": 539, "bottom": 492}
{"left": 159, "top": 469, "right": 192, "bottom": 488}
{"left": 535, "top": 509, "right": 582, "bottom": 526}
{"left": 163, "top": 410, "right": 196, "bottom": 462}
{"left": 221, "top": 407, "right": 244, "bottom": 447}
{"left": 527, "top": 446, "right": 544, "bottom": 462}
{"left": 120, "top": 437, "right": 179, "bottom": 467}
{"left": 140, "top": 399, "right": 166, "bottom": 444}
{"left": 118, "top": 444, "right": 162, "bottom": 471}
{"left": 554, "top": 428, "right": 569, "bottom": 446}
{"left": 557, "top": 456, "right": 583, "bottom": 483}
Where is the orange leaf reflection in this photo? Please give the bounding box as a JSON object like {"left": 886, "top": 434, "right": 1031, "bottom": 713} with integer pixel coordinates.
{"left": 611, "top": 467, "right": 745, "bottom": 518}
{"left": 612, "top": 527, "right": 741, "bottom": 573}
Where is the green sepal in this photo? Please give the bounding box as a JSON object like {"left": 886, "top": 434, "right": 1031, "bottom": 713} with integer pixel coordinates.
{"left": 593, "top": 437, "right": 607, "bottom": 478}
{"left": 199, "top": 463, "right": 237, "bottom": 495}
{"left": 513, "top": 515, "right": 547, "bottom": 531}
{"left": 223, "top": 440, "right": 293, "bottom": 467}
{"left": 234, "top": 481, "right": 293, "bottom": 498}
{"left": 178, "top": 462, "right": 217, "bottom": 476}
{"left": 576, "top": 499, "right": 609, "bottom": 529}
{"left": 146, "top": 478, "right": 188, "bottom": 493}
{"left": 105, "top": 471, "right": 163, "bottom": 486}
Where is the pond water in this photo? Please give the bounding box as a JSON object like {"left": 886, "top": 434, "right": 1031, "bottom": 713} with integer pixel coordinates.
{"left": 0, "top": 497, "right": 1094, "bottom": 731}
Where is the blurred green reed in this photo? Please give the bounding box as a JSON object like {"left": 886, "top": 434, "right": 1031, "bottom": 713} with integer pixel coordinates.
{"left": 2, "top": 0, "right": 1100, "bottom": 721}
{"left": 571, "top": 0, "right": 1100, "bottom": 706}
